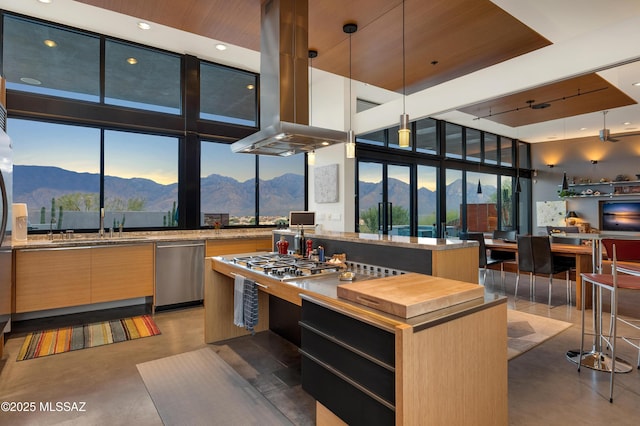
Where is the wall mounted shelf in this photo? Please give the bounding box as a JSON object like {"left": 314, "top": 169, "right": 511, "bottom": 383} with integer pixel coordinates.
{"left": 559, "top": 180, "right": 640, "bottom": 198}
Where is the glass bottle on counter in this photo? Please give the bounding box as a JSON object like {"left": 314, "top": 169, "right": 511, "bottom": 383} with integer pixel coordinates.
{"left": 294, "top": 226, "right": 305, "bottom": 256}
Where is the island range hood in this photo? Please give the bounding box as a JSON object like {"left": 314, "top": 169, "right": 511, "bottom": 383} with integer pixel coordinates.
{"left": 231, "top": 0, "right": 348, "bottom": 156}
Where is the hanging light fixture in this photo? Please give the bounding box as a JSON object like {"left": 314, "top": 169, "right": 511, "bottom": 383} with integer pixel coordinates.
{"left": 343, "top": 23, "right": 358, "bottom": 159}
{"left": 477, "top": 179, "right": 482, "bottom": 194}
{"left": 561, "top": 171, "right": 569, "bottom": 191}
{"left": 307, "top": 49, "right": 318, "bottom": 167}
{"left": 398, "top": 0, "right": 410, "bottom": 148}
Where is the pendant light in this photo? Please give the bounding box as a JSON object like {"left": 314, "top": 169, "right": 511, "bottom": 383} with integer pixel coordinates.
{"left": 561, "top": 171, "right": 569, "bottom": 191}
{"left": 344, "top": 23, "right": 357, "bottom": 159}
{"left": 308, "top": 49, "right": 318, "bottom": 166}
{"left": 398, "top": 0, "right": 410, "bottom": 148}
{"left": 476, "top": 179, "right": 482, "bottom": 194}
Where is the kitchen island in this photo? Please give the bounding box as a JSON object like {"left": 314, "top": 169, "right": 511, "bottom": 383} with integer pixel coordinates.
{"left": 273, "top": 230, "right": 480, "bottom": 283}
{"left": 205, "top": 253, "right": 507, "bottom": 425}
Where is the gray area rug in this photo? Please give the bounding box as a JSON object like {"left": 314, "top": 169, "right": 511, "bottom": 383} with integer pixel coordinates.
{"left": 137, "top": 347, "right": 292, "bottom": 426}
{"left": 507, "top": 310, "right": 572, "bottom": 360}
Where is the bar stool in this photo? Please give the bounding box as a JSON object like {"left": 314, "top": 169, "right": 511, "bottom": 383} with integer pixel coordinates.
{"left": 577, "top": 243, "right": 640, "bottom": 402}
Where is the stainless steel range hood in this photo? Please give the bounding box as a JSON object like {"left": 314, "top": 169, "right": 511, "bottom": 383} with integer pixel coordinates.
{"left": 231, "top": 0, "right": 347, "bottom": 156}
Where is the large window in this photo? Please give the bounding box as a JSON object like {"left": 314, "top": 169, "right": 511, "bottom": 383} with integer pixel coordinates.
{"left": 200, "top": 62, "right": 257, "bottom": 126}
{"left": 357, "top": 130, "right": 385, "bottom": 147}
{"left": 200, "top": 142, "right": 304, "bottom": 227}
{"left": 105, "top": 40, "right": 181, "bottom": 114}
{"left": 445, "top": 169, "right": 463, "bottom": 236}
{"left": 258, "top": 155, "right": 304, "bottom": 225}
{"left": 416, "top": 118, "right": 438, "bottom": 155}
{"left": 417, "top": 165, "right": 438, "bottom": 236}
{"left": 466, "top": 128, "right": 481, "bottom": 162}
{"left": 467, "top": 172, "right": 498, "bottom": 233}
{"left": 104, "top": 131, "right": 179, "bottom": 228}
{"left": 9, "top": 119, "right": 100, "bottom": 231}
{"left": 3, "top": 15, "right": 100, "bottom": 102}
{"left": 4, "top": 12, "right": 278, "bottom": 232}
{"left": 500, "top": 175, "right": 514, "bottom": 230}
{"left": 484, "top": 133, "right": 498, "bottom": 165}
{"left": 200, "top": 142, "right": 256, "bottom": 226}
{"left": 445, "top": 123, "right": 463, "bottom": 159}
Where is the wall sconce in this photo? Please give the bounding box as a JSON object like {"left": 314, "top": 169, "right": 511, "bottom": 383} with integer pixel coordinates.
{"left": 547, "top": 164, "right": 555, "bottom": 168}
{"left": 591, "top": 160, "right": 598, "bottom": 164}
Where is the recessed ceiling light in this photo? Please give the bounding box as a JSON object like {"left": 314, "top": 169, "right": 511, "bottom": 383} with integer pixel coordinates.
{"left": 623, "top": 121, "right": 631, "bottom": 125}
{"left": 246, "top": 84, "right": 254, "bottom": 90}
{"left": 547, "top": 136, "right": 557, "bottom": 140}
{"left": 38, "top": 0, "right": 52, "bottom": 4}
{"left": 126, "top": 57, "right": 138, "bottom": 65}
{"left": 215, "top": 44, "right": 227, "bottom": 51}
{"left": 20, "top": 77, "right": 42, "bottom": 85}
{"left": 321, "top": 141, "right": 330, "bottom": 146}
{"left": 137, "top": 22, "right": 151, "bottom": 30}
{"left": 633, "top": 82, "right": 640, "bottom": 87}
{"left": 43, "top": 39, "right": 57, "bottom": 48}
{"left": 579, "top": 127, "right": 587, "bottom": 131}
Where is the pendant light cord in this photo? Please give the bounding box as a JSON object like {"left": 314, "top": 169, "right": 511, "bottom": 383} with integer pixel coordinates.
{"left": 349, "top": 32, "right": 352, "bottom": 130}
{"left": 402, "top": 0, "right": 406, "bottom": 114}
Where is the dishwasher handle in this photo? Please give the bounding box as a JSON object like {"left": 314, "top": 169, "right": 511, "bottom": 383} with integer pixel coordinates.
{"left": 156, "top": 242, "right": 205, "bottom": 249}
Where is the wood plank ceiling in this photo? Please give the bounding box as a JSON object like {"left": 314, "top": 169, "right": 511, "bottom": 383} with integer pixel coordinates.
{"left": 75, "top": 0, "right": 636, "bottom": 128}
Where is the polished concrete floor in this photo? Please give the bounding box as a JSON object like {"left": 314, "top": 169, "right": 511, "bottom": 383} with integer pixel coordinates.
{"left": 0, "top": 271, "right": 639, "bottom": 425}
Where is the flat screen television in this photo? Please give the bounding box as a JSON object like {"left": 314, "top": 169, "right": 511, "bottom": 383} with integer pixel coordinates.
{"left": 289, "top": 211, "right": 315, "bottom": 227}
{"left": 600, "top": 200, "right": 640, "bottom": 232}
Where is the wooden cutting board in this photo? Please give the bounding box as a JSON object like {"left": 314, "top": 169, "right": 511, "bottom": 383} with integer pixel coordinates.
{"left": 337, "top": 273, "right": 484, "bottom": 318}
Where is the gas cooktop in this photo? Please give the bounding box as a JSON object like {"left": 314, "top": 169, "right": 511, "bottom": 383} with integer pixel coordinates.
{"left": 230, "top": 253, "right": 406, "bottom": 282}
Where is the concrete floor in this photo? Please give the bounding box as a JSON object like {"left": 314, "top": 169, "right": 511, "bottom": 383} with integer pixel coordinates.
{"left": 0, "top": 271, "right": 639, "bottom": 425}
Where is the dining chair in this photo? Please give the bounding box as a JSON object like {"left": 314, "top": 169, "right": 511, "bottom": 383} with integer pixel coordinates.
{"left": 488, "top": 230, "right": 517, "bottom": 291}
{"left": 579, "top": 242, "right": 640, "bottom": 402}
{"left": 515, "top": 236, "right": 535, "bottom": 299}
{"left": 531, "top": 236, "right": 573, "bottom": 306}
{"left": 459, "top": 232, "right": 503, "bottom": 287}
{"left": 515, "top": 236, "right": 572, "bottom": 305}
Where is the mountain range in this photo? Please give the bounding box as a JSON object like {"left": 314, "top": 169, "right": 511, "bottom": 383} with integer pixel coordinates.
{"left": 14, "top": 165, "right": 497, "bottom": 217}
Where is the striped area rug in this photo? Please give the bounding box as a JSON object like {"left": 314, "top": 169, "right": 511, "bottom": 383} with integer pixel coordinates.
{"left": 17, "top": 315, "right": 161, "bottom": 361}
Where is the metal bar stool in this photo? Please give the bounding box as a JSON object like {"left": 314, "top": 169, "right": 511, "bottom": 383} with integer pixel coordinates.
{"left": 576, "top": 243, "right": 639, "bottom": 402}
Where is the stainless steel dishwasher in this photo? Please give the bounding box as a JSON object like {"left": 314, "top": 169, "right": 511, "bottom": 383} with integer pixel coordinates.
{"left": 155, "top": 241, "right": 205, "bottom": 309}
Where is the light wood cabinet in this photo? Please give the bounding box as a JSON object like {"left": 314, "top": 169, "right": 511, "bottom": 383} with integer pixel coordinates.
{"left": 15, "top": 243, "right": 154, "bottom": 313}
{"left": 15, "top": 248, "right": 92, "bottom": 313}
{"left": 91, "top": 244, "right": 154, "bottom": 303}
{"left": 205, "top": 237, "right": 272, "bottom": 257}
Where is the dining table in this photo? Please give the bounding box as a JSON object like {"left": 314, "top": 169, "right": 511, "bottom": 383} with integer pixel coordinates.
{"left": 484, "top": 238, "right": 593, "bottom": 310}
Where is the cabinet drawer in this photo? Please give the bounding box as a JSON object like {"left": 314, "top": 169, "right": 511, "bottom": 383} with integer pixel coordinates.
{"left": 301, "top": 299, "right": 395, "bottom": 366}
{"left": 301, "top": 354, "right": 395, "bottom": 426}
{"left": 301, "top": 324, "right": 395, "bottom": 404}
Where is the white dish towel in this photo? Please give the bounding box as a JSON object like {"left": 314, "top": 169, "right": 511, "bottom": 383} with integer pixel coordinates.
{"left": 233, "top": 274, "right": 245, "bottom": 327}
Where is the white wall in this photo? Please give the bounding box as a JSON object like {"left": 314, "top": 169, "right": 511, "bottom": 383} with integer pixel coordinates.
{"left": 308, "top": 71, "right": 355, "bottom": 232}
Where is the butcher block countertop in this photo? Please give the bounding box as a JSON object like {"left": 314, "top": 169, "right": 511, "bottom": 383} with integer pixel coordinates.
{"left": 337, "top": 273, "right": 485, "bottom": 318}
